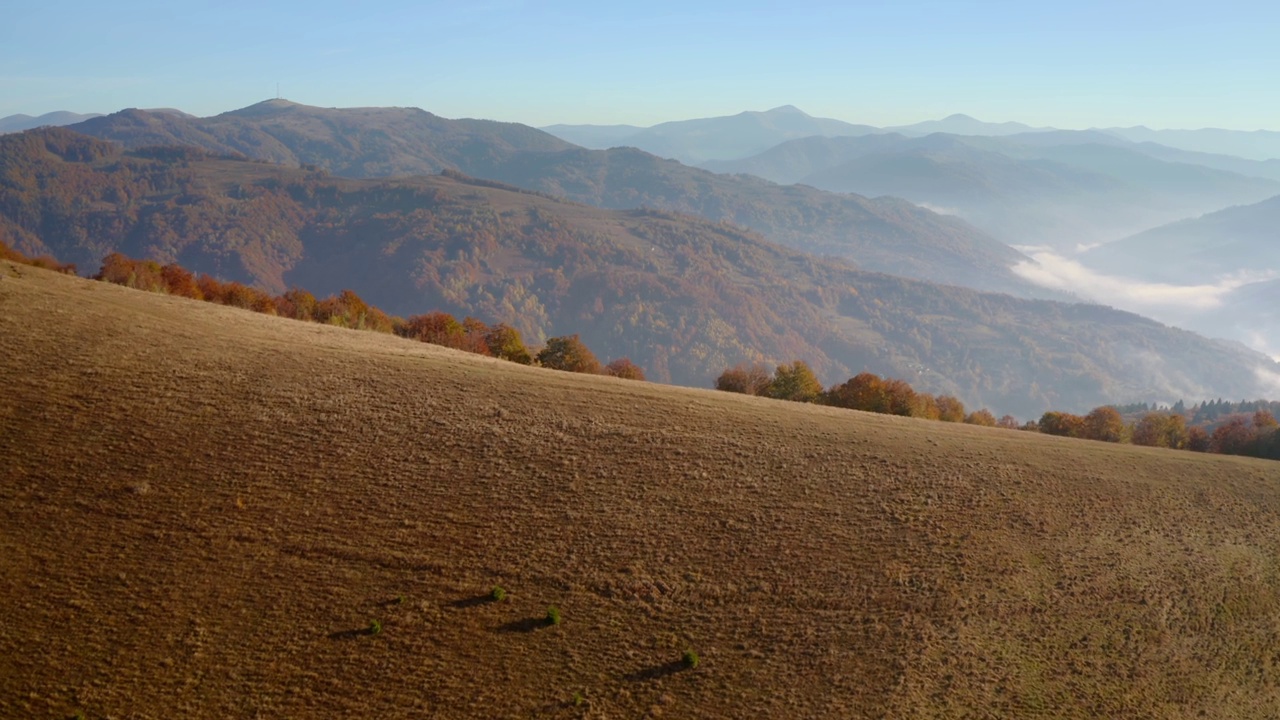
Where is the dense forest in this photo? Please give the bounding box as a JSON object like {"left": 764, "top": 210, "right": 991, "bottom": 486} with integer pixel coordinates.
{"left": 5, "top": 127, "right": 1280, "bottom": 417}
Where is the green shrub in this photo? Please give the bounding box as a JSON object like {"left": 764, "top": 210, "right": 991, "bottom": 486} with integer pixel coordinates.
{"left": 683, "top": 649, "right": 700, "bottom": 669}
{"left": 368, "top": 619, "right": 382, "bottom": 635}
{"left": 546, "top": 606, "right": 561, "bottom": 626}
{"left": 491, "top": 586, "right": 507, "bottom": 602}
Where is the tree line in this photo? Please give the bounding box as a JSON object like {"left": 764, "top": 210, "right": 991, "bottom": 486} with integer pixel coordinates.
{"left": 3, "top": 242, "right": 645, "bottom": 381}
{"left": 714, "top": 361, "right": 1280, "bottom": 462}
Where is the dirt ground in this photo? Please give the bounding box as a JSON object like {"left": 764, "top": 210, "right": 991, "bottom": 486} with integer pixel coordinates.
{"left": 3, "top": 264, "right": 1280, "bottom": 719}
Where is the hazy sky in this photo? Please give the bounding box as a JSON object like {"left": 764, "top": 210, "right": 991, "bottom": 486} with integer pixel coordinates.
{"left": 3, "top": 1, "right": 1278, "bottom": 129}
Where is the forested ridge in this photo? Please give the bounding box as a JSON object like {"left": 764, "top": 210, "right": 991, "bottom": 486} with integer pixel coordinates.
{"left": 70, "top": 102, "right": 1047, "bottom": 297}
{"left": 4, "top": 127, "right": 1279, "bottom": 417}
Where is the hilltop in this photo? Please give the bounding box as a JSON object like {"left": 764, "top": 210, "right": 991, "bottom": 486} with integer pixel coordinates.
{"left": 70, "top": 99, "right": 574, "bottom": 177}
{"left": 4, "top": 265, "right": 1280, "bottom": 718}
{"left": 6, "top": 128, "right": 1280, "bottom": 415}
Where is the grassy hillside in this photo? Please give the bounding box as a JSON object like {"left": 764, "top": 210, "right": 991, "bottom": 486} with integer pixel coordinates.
{"left": 4, "top": 265, "right": 1280, "bottom": 718}
{"left": 4, "top": 128, "right": 1280, "bottom": 416}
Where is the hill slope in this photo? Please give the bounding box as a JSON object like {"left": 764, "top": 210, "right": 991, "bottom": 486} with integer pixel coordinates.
{"left": 4, "top": 265, "right": 1280, "bottom": 719}
{"left": 5, "top": 127, "right": 1280, "bottom": 414}
{"left": 7, "top": 128, "right": 1280, "bottom": 415}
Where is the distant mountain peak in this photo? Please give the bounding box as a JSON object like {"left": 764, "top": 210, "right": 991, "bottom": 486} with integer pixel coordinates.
{"left": 943, "top": 113, "right": 978, "bottom": 122}
{"left": 222, "top": 98, "right": 305, "bottom": 118}
{"left": 765, "top": 105, "right": 807, "bottom": 115}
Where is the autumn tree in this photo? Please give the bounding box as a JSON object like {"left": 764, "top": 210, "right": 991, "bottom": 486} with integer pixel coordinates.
{"left": 997, "top": 414, "right": 1020, "bottom": 430}
{"left": 1039, "top": 411, "right": 1085, "bottom": 438}
{"left": 1207, "top": 416, "right": 1254, "bottom": 455}
{"left": 715, "top": 363, "right": 773, "bottom": 396}
{"left": 824, "top": 372, "right": 887, "bottom": 412}
{"left": 1131, "top": 413, "right": 1163, "bottom": 447}
{"left": 483, "top": 324, "right": 532, "bottom": 364}
{"left": 604, "top": 357, "right": 646, "bottom": 381}
{"left": 400, "top": 311, "right": 464, "bottom": 346}
{"left": 1187, "top": 425, "right": 1211, "bottom": 453}
{"left": 160, "top": 264, "right": 202, "bottom": 299}
{"left": 965, "top": 409, "right": 997, "bottom": 427}
{"left": 276, "top": 288, "right": 319, "bottom": 321}
{"left": 536, "top": 334, "right": 602, "bottom": 374}
{"left": 767, "top": 360, "right": 823, "bottom": 403}
{"left": 1083, "top": 406, "right": 1125, "bottom": 443}
{"left": 935, "top": 395, "right": 966, "bottom": 423}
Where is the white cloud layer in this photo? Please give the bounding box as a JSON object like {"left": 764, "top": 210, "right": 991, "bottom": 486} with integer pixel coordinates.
{"left": 1011, "top": 249, "right": 1275, "bottom": 314}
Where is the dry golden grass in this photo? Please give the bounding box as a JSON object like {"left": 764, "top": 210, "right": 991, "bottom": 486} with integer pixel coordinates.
{"left": 3, "top": 263, "right": 1280, "bottom": 719}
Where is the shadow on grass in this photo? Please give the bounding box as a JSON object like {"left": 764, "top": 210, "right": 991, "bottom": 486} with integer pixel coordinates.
{"left": 327, "top": 626, "right": 378, "bottom": 640}
{"left": 450, "top": 594, "right": 499, "bottom": 609}
{"left": 624, "top": 660, "right": 688, "bottom": 682}
{"left": 496, "top": 616, "right": 552, "bottom": 634}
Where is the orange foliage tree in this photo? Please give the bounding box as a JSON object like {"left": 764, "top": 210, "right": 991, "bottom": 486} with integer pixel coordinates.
{"left": 715, "top": 363, "right": 773, "bottom": 396}
{"left": 604, "top": 357, "right": 646, "bottom": 381}
{"left": 536, "top": 335, "right": 602, "bottom": 374}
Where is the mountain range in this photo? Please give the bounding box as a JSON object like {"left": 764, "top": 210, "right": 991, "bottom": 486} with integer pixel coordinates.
{"left": 543, "top": 108, "right": 1050, "bottom": 164}
{"left": 0, "top": 110, "right": 102, "bottom": 133}
{"left": 4, "top": 127, "right": 1279, "bottom": 417}
{"left": 704, "top": 132, "right": 1280, "bottom": 249}
{"left": 542, "top": 105, "right": 1280, "bottom": 165}
{"left": 66, "top": 101, "right": 1046, "bottom": 298}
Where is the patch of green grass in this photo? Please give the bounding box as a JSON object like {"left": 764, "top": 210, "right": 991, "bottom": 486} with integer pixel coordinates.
{"left": 368, "top": 618, "right": 382, "bottom": 635}
{"left": 546, "top": 606, "right": 561, "bottom": 626}
{"left": 572, "top": 691, "right": 585, "bottom": 706}
{"left": 683, "top": 649, "right": 700, "bottom": 669}
{"left": 491, "top": 586, "right": 507, "bottom": 602}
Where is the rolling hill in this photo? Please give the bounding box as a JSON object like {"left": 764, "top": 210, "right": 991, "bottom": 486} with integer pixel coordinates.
{"left": 4, "top": 264, "right": 1280, "bottom": 718}
{"left": 3, "top": 128, "right": 1279, "bottom": 417}
{"left": 68, "top": 103, "right": 1045, "bottom": 297}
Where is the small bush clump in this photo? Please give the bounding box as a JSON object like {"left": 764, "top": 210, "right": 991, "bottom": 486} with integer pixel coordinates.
{"left": 491, "top": 586, "right": 507, "bottom": 602}
{"left": 683, "top": 649, "right": 700, "bottom": 669}
{"left": 546, "top": 606, "right": 562, "bottom": 626}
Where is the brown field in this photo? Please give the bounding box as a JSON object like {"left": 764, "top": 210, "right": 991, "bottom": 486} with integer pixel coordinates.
{"left": 3, "top": 264, "right": 1280, "bottom": 719}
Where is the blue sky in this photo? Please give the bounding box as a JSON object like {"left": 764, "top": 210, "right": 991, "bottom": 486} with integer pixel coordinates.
{"left": 3, "top": 0, "right": 1278, "bottom": 129}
